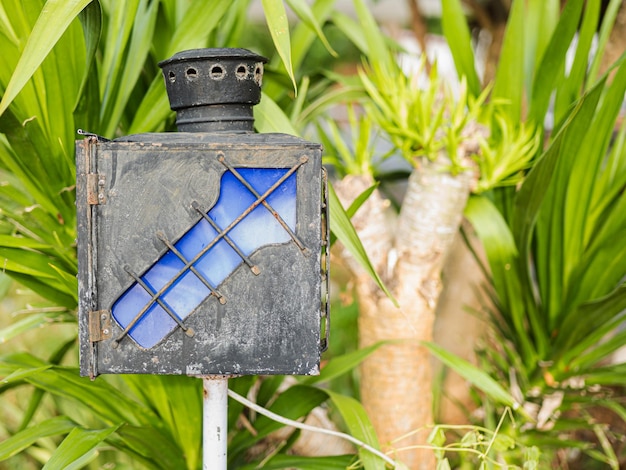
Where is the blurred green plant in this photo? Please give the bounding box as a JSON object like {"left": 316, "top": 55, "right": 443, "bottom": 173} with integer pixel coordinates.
{"left": 429, "top": 0, "right": 626, "bottom": 466}
{"left": 311, "top": 0, "right": 626, "bottom": 466}
{"left": 317, "top": 104, "right": 387, "bottom": 179}
{"left": 356, "top": 58, "right": 540, "bottom": 186}
{"left": 313, "top": 0, "right": 540, "bottom": 464}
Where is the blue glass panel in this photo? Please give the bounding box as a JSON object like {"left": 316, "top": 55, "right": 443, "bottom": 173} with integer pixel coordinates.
{"left": 128, "top": 304, "right": 177, "bottom": 349}
{"left": 111, "top": 168, "right": 297, "bottom": 348}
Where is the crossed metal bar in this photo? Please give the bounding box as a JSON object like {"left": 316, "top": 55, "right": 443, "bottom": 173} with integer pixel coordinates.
{"left": 113, "top": 158, "right": 307, "bottom": 346}
{"left": 218, "top": 154, "right": 309, "bottom": 254}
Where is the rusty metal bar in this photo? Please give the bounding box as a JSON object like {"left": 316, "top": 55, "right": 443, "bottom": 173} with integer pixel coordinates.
{"left": 112, "top": 265, "right": 195, "bottom": 347}
{"left": 156, "top": 231, "right": 227, "bottom": 302}
{"left": 218, "top": 154, "right": 308, "bottom": 253}
{"left": 191, "top": 203, "right": 260, "bottom": 275}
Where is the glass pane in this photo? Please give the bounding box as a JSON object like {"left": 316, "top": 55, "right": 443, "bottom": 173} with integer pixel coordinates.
{"left": 111, "top": 168, "right": 296, "bottom": 348}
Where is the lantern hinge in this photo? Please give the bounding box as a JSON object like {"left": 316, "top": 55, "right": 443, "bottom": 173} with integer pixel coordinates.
{"left": 319, "top": 167, "right": 330, "bottom": 353}
{"left": 89, "top": 310, "right": 112, "bottom": 342}
{"left": 87, "top": 173, "right": 106, "bottom": 205}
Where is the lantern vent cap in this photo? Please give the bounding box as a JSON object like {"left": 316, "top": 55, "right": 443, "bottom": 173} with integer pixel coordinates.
{"left": 159, "top": 48, "right": 269, "bottom": 133}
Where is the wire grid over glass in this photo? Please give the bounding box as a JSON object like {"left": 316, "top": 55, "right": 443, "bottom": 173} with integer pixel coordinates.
{"left": 111, "top": 155, "right": 307, "bottom": 349}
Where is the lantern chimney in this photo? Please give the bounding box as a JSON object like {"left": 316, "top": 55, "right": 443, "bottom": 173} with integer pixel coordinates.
{"left": 158, "top": 48, "right": 268, "bottom": 133}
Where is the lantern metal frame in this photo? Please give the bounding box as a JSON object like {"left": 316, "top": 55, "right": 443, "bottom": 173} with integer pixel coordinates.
{"left": 77, "top": 131, "right": 328, "bottom": 378}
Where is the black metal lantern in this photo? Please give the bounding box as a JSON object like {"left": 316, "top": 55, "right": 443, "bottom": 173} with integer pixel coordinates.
{"left": 76, "top": 48, "right": 329, "bottom": 379}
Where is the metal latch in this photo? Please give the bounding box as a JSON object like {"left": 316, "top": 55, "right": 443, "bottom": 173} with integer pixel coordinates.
{"left": 87, "top": 173, "right": 106, "bottom": 205}
{"left": 77, "top": 129, "right": 110, "bottom": 142}
{"left": 89, "top": 310, "right": 112, "bottom": 342}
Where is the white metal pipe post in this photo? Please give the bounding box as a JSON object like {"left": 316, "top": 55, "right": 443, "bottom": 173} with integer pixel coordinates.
{"left": 203, "top": 377, "right": 229, "bottom": 469}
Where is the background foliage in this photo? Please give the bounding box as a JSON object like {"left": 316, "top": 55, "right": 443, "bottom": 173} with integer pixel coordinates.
{"left": 1, "top": 0, "right": 626, "bottom": 468}
{"left": 434, "top": 0, "right": 626, "bottom": 467}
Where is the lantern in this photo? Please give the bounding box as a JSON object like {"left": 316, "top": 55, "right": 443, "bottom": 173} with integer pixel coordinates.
{"left": 76, "top": 48, "right": 329, "bottom": 379}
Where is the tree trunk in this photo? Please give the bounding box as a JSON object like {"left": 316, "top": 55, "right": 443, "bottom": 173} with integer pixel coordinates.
{"left": 433, "top": 224, "right": 488, "bottom": 425}
{"left": 335, "top": 157, "right": 472, "bottom": 469}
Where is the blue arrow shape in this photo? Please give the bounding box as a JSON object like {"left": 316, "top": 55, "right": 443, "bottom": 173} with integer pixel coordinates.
{"left": 111, "top": 168, "right": 296, "bottom": 349}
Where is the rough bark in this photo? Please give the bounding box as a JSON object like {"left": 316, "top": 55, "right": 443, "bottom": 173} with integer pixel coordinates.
{"left": 433, "top": 224, "right": 488, "bottom": 425}
{"left": 335, "top": 157, "right": 473, "bottom": 469}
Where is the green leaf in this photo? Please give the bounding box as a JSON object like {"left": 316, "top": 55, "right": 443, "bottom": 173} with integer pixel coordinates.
{"left": 529, "top": 0, "right": 584, "bottom": 124}
{"left": 441, "top": 0, "right": 481, "bottom": 97}
{"left": 284, "top": 0, "right": 336, "bottom": 57}
{"left": 303, "top": 342, "right": 385, "bottom": 386}
{"left": 424, "top": 342, "right": 526, "bottom": 417}
{"left": 585, "top": 363, "right": 626, "bottom": 386}
{"left": 562, "top": 59, "right": 626, "bottom": 288}
{"left": 262, "top": 0, "right": 297, "bottom": 93}
{"left": 0, "top": 234, "right": 50, "bottom": 250}
{"left": 346, "top": 184, "right": 378, "bottom": 218}
{"left": 331, "top": 11, "right": 368, "bottom": 58}
{"left": 0, "top": 416, "right": 77, "bottom": 461}
{"left": 75, "top": 0, "right": 102, "bottom": 112}
{"left": 127, "top": 76, "right": 170, "bottom": 134}
{"left": 0, "top": 0, "right": 92, "bottom": 117}
{"left": 0, "top": 311, "right": 73, "bottom": 345}
{"left": 553, "top": 0, "right": 599, "bottom": 123}
{"left": 0, "top": 247, "right": 61, "bottom": 278}
{"left": 328, "top": 182, "right": 396, "bottom": 305}
{"left": 42, "top": 425, "right": 121, "bottom": 470}
{"left": 591, "top": 424, "right": 619, "bottom": 469}
{"left": 492, "top": 0, "right": 525, "bottom": 123}
{"left": 101, "top": 0, "right": 159, "bottom": 136}
{"left": 8, "top": 272, "right": 77, "bottom": 309}
{"left": 255, "top": 92, "right": 299, "bottom": 135}
{"left": 465, "top": 195, "right": 539, "bottom": 360}
{"left": 0, "top": 111, "right": 65, "bottom": 219}
{"left": 48, "top": 263, "right": 78, "bottom": 301}
{"left": 464, "top": 196, "right": 517, "bottom": 294}
{"left": 351, "top": 0, "right": 394, "bottom": 71}
{"left": 17, "top": 340, "right": 76, "bottom": 432}
{"left": 287, "top": 0, "right": 337, "bottom": 71}
{"left": 165, "top": 1, "right": 231, "bottom": 56}
{"left": 240, "top": 454, "right": 355, "bottom": 470}
{"left": 325, "top": 390, "right": 384, "bottom": 470}
{"left": 1, "top": 366, "right": 52, "bottom": 385}
{"left": 533, "top": 76, "right": 606, "bottom": 322}
{"left": 513, "top": 78, "right": 603, "bottom": 265}
{"left": 257, "top": 375, "right": 287, "bottom": 407}
{"left": 122, "top": 375, "right": 201, "bottom": 469}
{"left": 523, "top": 0, "right": 559, "bottom": 95}
{"left": 0, "top": 357, "right": 151, "bottom": 427}
{"left": 110, "top": 424, "right": 188, "bottom": 470}
{"left": 437, "top": 458, "right": 452, "bottom": 470}
{"left": 227, "top": 376, "right": 257, "bottom": 432}
{"left": 555, "top": 284, "right": 626, "bottom": 367}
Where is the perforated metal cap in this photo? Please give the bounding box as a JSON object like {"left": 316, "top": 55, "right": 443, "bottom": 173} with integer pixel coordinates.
{"left": 159, "top": 48, "right": 269, "bottom": 132}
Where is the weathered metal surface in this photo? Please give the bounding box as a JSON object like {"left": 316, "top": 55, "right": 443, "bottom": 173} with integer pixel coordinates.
{"left": 77, "top": 132, "right": 324, "bottom": 377}
{"left": 158, "top": 48, "right": 267, "bottom": 132}
{"left": 77, "top": 48, "right": 327, "bottom": 378}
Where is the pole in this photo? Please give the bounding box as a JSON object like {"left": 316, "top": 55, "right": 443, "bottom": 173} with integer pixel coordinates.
{"left": 203, "top": 376, "right": 229, "bottom": 469}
